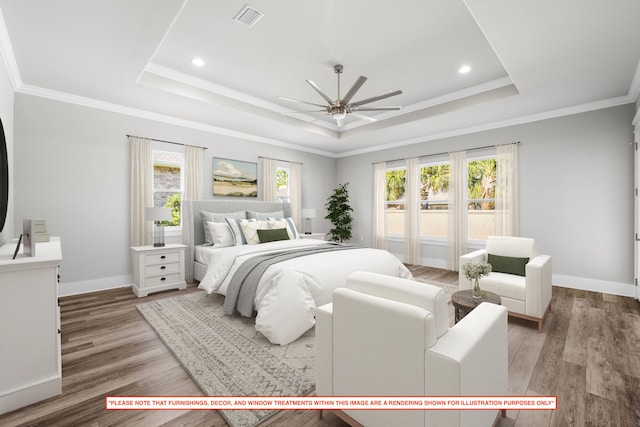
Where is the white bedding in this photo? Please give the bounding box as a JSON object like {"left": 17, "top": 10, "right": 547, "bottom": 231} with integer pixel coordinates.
{"left": 197, "top": 239, "right": 411, "bottom": 345}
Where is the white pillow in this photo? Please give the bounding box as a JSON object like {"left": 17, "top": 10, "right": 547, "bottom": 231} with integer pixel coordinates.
{"left": 207, "top": 221, "right": 234, "bottom": 247}
{"left": 267, "top": 219, "right": 295, "bottom": 240}
{"left": 267, "top": 217, "right": 299, "bottom": 239}
{"left": 226, "top": 217, "right": 256, "bottom": 245}
{"left": 201, "top": 210, "right": 245, "bottom": 245}
{"left": 240, "top": 220, "right": 268, "bottom": 245}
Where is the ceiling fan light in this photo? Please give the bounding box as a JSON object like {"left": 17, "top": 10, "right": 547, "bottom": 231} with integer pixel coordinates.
{"left": 332, "top": 111, "right": 347, "bottom": 120}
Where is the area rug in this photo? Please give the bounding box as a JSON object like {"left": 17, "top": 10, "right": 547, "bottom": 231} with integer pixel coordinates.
{"left": 137, "top": 292, "right": 315, "bottom": 427}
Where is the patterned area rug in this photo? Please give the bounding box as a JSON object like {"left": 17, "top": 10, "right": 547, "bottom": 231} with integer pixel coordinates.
{"left": 137, "top": 292, "right": 315, "bottom": 427}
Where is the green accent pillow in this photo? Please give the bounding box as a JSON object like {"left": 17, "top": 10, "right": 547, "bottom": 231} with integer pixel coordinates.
{"left": 257, "top": 227, "right": 290, "bottom": 243}
{"left": 487, "top": 253, "right": 529, "bottom": 277}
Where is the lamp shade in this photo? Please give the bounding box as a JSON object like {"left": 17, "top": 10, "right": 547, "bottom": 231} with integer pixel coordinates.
{"left": 146, "top": 207, "right": 172, "bottom": 222}
{"left": 300, "top": 208, "right": 316, "bottom": 219}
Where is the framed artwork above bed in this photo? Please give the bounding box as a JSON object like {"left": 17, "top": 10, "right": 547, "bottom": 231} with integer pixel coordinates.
{"left": 212, "top": 158, "right": 257, "bottom": 197}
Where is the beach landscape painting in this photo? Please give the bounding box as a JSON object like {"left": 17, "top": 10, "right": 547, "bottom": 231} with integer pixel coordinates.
{"left": 213, "top": 158, "right": 258, "bottom": 197}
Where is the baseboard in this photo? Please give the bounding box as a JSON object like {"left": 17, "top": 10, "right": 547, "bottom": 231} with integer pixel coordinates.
{"left": 420, "top": 257, "right": 449, "bottom": 269}
{"left": 0, "top": 373, "right": 61, "bottom": 415}
{"left": 552, "top": 274, "right": 635, "bottom": 298}
{"left": 58, "top": 274, "right": 133, "bottom": 297}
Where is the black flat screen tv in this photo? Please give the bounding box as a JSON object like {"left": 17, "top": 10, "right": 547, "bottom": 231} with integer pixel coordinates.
{"left": 0, "top": 117, "right": 7, "bottom": 236}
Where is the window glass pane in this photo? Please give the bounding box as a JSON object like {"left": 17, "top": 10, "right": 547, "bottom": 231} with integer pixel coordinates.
{"left": 153, "top": 150, "right": 183, "bottom": 227}
{"left": 385, "top": 169, "right": 406, "bottom": 234}
{"left": 467, "top": 158, "right": 496, "bottom": 240}
{"left": 419, "top": 164, "right": 449, "bottom": 238}
{"left": 467, "top": 159, "right": 496, "bottom": 207}
{"left": 154, "top": 192, "right": 181, "bottom": 227}
{"left": 276, "top": 167, "right": 289, "bottom": 202}
{"left": 153, "top": 152, "right": 182, "bottom": 191}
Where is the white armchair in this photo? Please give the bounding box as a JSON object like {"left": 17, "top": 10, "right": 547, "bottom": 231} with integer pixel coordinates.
{"left": 316, "top": 271, "right": 508, "bottom": 427}
{"left": 459, "top": 236, "right": 552, "bottom": 331}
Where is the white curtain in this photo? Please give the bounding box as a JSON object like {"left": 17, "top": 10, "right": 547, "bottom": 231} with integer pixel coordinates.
{"left": 184, "top": 145, "right": 204, "bottom": 200}
{"left": 289, "top": 162, "right": 302, "bottom": 229}
{"left": 261, "top": 158, "right": 277, "bottom": 201}
{"left": 496, "top": 143, "right": 519, "bottom": 236}
{"left": 448, "top": 150, "right": 467, "bottom": 271}
{"left": 373, "top": 162, "right": 387, "bottom": 250}
{"left": 130, "top": 137, "right": 152, "bottom": 246}
{"left": 404, "top": 157, "right": 421, "bottom": 264}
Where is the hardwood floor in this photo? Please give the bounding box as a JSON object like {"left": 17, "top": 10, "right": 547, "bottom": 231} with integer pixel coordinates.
{"left": 0, "top": 266, "right": 638, "bottom": 427}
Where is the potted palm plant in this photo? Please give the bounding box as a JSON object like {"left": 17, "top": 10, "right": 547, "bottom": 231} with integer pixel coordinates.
{"left": 325, "top": 183, "right": 353, "bottom": 243}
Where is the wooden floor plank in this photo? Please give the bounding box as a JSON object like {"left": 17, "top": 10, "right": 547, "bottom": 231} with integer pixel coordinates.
{"left": 1, "top": 266, "right": 638, "bottom": 427}
{"left": 550, "top": 361, "right": 586, "bottom": 427}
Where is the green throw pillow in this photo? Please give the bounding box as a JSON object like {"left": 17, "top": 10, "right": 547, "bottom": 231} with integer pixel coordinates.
{"left": 487, "top": 253, "right": 529, "bottom": 276}
{"left": 257, "top": 227, "right": 290, "bottom": 243}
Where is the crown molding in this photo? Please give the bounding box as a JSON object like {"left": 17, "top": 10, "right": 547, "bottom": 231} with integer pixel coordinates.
{"left": 628, "top": 59, "right": 640, "bottom": 103}
{"left": 0, "top": 8, "right": 21, "bottom": 90}
{"left": 15, "top": 83, "right": 338, "bottom": 157}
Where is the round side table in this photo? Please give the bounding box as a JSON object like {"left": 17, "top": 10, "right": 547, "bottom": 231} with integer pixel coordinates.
{"left": 451, "top": 289, "right": 502, "bottom": 323}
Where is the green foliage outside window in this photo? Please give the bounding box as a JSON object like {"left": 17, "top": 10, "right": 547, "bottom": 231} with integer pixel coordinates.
{"left": 385, "top": 159, "right": 495, "bottom": 210}
{"left": 161, "top": 193, "right": 181, "bottom": 227}
{"left": 276, "top": 169, "right": 288, "bottom": 189}
{"left": 467, "top": 159, "right": 496, "bottom": 210}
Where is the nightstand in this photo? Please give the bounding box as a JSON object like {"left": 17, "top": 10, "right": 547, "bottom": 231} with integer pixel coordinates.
{"left": 131, "top": 243, "right": 187, "bottom": 297}
{"left": 299, "top": 232, "right": 326, "bottom": 240}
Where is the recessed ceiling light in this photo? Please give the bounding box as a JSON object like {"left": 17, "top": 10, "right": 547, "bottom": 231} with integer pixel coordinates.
{"left": 458, "top": 65, "right": 472, "bottom": 74}
{"left": 191, "top": 57, "right": 205, "bottom": 67}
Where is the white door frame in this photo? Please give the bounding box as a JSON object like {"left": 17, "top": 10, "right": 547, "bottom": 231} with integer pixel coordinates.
{"left": 635, "top": 119, "right": 640, "bottom": 301}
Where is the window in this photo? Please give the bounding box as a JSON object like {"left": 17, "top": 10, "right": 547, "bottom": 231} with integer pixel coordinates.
{"left": 276, "top": 167, "right": 289, "bottom": 202}
{"left": 153, "top": 150, "right": 183, "bottom": 228}
{"left": 385, "top": 167, "right": 406, "bottom": 234}
{"left": 420, "top": 163, "right": 450, "bottom": 238}
{"left": 467, "top": 158, "right": 496, "bottom": 240}
{"left": 384, "top": 156, "right": 496, "bottom": 241}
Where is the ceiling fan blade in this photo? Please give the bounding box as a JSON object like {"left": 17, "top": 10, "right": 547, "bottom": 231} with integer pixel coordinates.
{"left": 306, "top": 79, "right": 335, "bottom": 105}
{"left": 351, "top": 106, "right": 402, "bottom": 111}
{"left": 350, "top": 112, "right": 377, "bottom": 122}
{"left": 350, "top": 89, "right": 403, "bottom": 107}
{"left": 278, "top": 97, "right": 326, "bottom": 108}
{"left": 341, "top": 76, "right": 367, "bottom": 104}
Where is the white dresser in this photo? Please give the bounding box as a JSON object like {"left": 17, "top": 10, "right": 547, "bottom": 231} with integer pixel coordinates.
{"left": 131, "top": 244, "right": 187, "bottom": 297}
{"left": 0, "top": 237, "right": 62, "bottom": 415}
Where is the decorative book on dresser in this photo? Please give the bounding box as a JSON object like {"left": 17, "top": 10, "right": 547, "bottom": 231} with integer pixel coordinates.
{"left": 0, "top": 237, "right": 62, "bottom": 415}
{"left": 131, "top": 243, "right": 187, "bottom": 297}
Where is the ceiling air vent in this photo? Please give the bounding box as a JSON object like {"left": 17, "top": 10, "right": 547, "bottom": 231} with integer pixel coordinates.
{"left": 233, "top": 4, "right": 264, "bottom": 28}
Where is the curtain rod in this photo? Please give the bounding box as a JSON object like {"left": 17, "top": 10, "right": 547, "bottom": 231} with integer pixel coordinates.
{"left": 258, "top": 156, "right": 303, "bottom": 165}
{"left": 373, "top": 141, "right": 520, "bottom": 165}
{"left": 126, "top": 134, "right": 208, "bottom": 150}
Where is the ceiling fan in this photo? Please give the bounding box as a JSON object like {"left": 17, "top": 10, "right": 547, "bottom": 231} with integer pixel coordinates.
{"left": 279, "top": 64, "right": 403, "bottom": 127}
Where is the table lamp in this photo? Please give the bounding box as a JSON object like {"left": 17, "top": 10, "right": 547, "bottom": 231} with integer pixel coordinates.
{"left": 146, "top": 207, "right": 172, "bottom": 247}
{"left": 300, "top": 208, "right": 316, "bottom": 235}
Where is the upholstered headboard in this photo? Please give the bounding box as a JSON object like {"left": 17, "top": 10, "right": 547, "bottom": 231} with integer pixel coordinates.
{"left": 183, "top": 199, "right": 292, "bottom": 282}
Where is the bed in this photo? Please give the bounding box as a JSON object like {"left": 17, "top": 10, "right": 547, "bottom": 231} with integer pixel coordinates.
{"left": 183, "top": 199, "right": 411, "bottom": 345}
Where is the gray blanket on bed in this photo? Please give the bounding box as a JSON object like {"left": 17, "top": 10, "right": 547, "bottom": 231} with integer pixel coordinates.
{"left": 224, "top": 243, "right": 358, "bottom": 316}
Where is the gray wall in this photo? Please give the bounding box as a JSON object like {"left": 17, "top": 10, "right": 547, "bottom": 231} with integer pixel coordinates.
{"left": 13, "top": 93, "right": 336, "bottom": 293}
{"left": 0, "top": 51, "right": 13, "bottom": 246}
{"left": 10, "top": 90, "right": 637, "bottom": 295}
{"left": 337, "top": 105, "right": 636, "bottom": 290}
